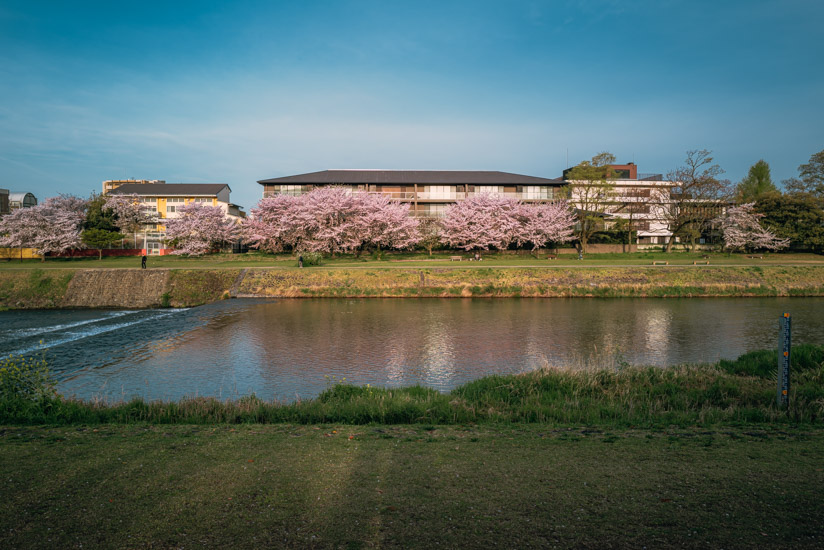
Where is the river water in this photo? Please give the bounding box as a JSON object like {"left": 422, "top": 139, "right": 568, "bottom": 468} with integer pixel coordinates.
{"left": 1, "top": 298, "right": 822, "bottom": 402}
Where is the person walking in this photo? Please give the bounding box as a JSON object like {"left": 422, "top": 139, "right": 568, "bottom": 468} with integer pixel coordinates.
{"left": 141, "top": 254, "right": 147, "bottom": 269}
{"left": 298, "top": 255, "right": 303, "bottom": 268}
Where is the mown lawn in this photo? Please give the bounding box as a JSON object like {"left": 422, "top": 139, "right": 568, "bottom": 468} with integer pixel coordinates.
{"left": 2, "top": 424, "right": 823, "bottom": 549}
{"left": 1, "top": 250, "right": 822, "bottom": 270}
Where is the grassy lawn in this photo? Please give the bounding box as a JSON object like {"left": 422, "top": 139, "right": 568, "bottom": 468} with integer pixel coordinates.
{"left": 1, "top": 251, "right": 822, "bottom": 270}
{"left": 1, "top": 423, "right": 822, "bottom": 549}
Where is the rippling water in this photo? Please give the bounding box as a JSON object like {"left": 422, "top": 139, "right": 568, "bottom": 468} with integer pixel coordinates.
{"left": 1, "top": 298, "right": 822, "bottom": 402}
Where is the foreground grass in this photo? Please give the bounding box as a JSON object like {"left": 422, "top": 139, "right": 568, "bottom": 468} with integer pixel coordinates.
{"left": 4, "top": 345, "right": 824, "bottom": 427}
{"left": 1, "top": 423, "right": 823, "bottom": 548}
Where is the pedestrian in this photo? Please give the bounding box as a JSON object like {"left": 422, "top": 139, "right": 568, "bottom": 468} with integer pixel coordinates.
{"left": 298, "top": 255, "right": 303, "bottom": 268}
{"left": 578, "top": 250, "right": 583, "bottom": 261}
{"left": 141, "top": 254, "right": 147, "bottom": 269}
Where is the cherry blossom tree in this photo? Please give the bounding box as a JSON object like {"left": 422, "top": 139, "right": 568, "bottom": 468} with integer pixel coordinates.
{"left": 515, "top": 201, "right": 577, "bottom": 250}
{"left": 243, "top": 194, "right": 301, "bottom": 253}
{"left": 0, "top": 195, "right": 87, "bottom": 261}
{"left": 164, "top": 203, "right": 239, "bottom": 256}
{"left": 359, "top": 193, "right": 419, "bottom": 252}
{"left": 440, "top": 194, "right": 523, "bottom": 251}
{"left": 714, "top": 203, "right": 790, "bottom": 252}
{"left": 104, "top": 193, "right": 153, "bottom": 235}
{"left": 246, "top": 187, "right": 420, "bottom": 255}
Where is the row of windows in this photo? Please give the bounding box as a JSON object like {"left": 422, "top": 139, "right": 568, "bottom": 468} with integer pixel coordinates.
{"left": 138, "top": 197, "right": 212, "bottom": 203}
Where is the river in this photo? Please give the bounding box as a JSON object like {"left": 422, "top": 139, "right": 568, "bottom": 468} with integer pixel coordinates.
{"left": 1, "top": 298, "right": 822, "bottom": 402}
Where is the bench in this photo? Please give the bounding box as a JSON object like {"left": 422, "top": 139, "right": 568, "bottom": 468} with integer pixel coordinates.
{"left": 547, "top": 254, "right": 557, "bottom": 260}
{"left": 652, "top": 261, "right": 669, "bottom": 266}
{"left": 450, "top": 256, "right": 463, "bottom": 262}
{"left": 747, "top": 255, "right": 764, "bottom": 259}
{"left": 693, "top": 261, "right": 709, "bottom": 265}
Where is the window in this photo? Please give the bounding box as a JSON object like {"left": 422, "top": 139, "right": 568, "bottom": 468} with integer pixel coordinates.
{"left": 475, "top": 186, "right": 503, "bottom": 195}
{"left": 521, "top": 186, "right": 554, "bottom": 200}
{"left": 167, "top": 197, "right": 184, "bottom": 203}
{"left": 166, "top": 205, "right": 176, "bottom": 213}
{"left": 424, "top": 186, "right": 456, "bottom": 199}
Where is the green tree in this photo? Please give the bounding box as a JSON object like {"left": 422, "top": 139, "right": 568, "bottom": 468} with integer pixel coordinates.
{"left": 81, "top": 228, "right": 125, "bottom": 260}
{"left": 784, "top": 149, "right": 824, "bottom": 197}
{"left": 755, "top": 193, "right": 824, "bottom": 253}
{"left": 736, "top": 159, "right": 777, "bottom": 202}
{"left": 82, "top": 194, "right": 123, "bottom": 259}
{"left": 563, "top": 151, "right": 616, "bottom": 253}
{"left": 83, "top": 193, "right": 118, "bottom": 232}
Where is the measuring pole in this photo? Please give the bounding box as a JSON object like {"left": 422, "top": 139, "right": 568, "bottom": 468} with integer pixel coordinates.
{"left": 777, "top": 313, "right": 791, "bottom": 408}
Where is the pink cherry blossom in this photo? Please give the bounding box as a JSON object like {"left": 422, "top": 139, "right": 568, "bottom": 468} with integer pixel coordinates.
{"left": 0, "top": 195, "right": 87, "bottom": 260}
{"left": 714, "top": 203, "right": 789, "bottom": 251}
{"left": 164, "top": 203, "right": 239, "bottom": 256}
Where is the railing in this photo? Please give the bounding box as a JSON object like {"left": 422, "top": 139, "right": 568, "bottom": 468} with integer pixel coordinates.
{"left": 264, "top": 190, "right": 558, "bottom": 201}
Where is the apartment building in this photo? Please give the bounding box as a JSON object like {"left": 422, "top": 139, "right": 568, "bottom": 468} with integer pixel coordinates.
{"left": 258, "top": 167, "right": 676, "bottom": 243}
{"left": 107, "top": 183, "right": 245, "bottom": 254}
{"left": 258, "top": 170, "right": 566, "bottom": 218}
{"left": 562, "top": 163, "right": 674, "bottom": 245}
{"left": 0, "top": 189, "right": 8, "bottom": 215}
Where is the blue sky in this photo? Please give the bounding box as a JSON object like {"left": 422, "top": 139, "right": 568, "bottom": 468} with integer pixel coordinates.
{"left": 1, "top": 0, "right": 822, "bottom": 210}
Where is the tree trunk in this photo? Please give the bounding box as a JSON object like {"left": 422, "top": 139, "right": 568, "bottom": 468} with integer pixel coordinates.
{"left": 99, "top": 249, "right": 103, "bottom": 260}
{"left": 665, "top": 234, "right": 676, "bottom": 253}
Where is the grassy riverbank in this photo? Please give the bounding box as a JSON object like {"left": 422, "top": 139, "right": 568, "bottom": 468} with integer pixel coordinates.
{"left": 4, "top": 345, "right": 823, "bottom": 427}
{"left": 2, "top": 423, "right": 823, "bottom": 548}
{"left": 3, "top": 349, "right": 823, "bottom": 547}
{"left": 2, "top": 263, "right": 824, "bottom": 308}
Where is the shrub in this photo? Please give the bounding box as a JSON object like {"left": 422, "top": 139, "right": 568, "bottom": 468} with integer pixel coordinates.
{"left": 0, "top": 354, "right": 57, "bottom": 402}
{"left": 299, "top": 251, "right": 323, "bottom": 266}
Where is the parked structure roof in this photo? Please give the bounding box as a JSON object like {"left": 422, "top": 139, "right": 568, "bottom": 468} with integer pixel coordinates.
{"left": 258, "top": 170, "right": 564, "bottom": 186}
{"left": 109, "top": 183, "right": 231, "bottom": 195}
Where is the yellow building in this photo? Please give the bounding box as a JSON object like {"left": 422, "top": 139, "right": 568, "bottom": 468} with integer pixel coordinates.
{"left": 106, "top": 183, "right": 245, "bottom": 254}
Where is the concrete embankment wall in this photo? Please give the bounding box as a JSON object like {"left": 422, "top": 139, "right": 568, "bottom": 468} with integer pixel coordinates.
{"left": 2, "top": 266, "right": 824, "bottom": 310}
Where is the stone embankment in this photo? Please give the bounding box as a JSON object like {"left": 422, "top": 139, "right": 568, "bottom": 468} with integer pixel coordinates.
{"left": 61, "top": 269, "right": 171, "bottom": 308}
{"left": 2, "top": 266, "right": 824, "bottom": 309}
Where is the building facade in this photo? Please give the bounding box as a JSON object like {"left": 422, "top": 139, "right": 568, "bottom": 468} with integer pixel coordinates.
{"left": 107, "top": 183, "right": 245, "bottom": 254}
{"left": 0, "top": 189, "right": 8, "bottom": 215}
{"left": 259, "top": 167, "right": 675, "bottom": 244}
{"left": 563, "top": 163, "right": 674, "bottom": 245}
{"left": 258, "top": 170, "right": 565, "bottom": 218}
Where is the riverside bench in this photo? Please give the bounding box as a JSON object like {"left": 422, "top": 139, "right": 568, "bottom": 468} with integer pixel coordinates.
{"left": 652, "top": 261, "right": 669, "bottom": 265}
{"left": 547, "top": 254, "right": 557, "bottom": 260}
{"left": 693, "top": 260, "right": 710, "bottom": 265}
{"left": 450, "top": 256, "right": 463, "bottom": 262}
{"left": 747, "top": 255, "right": 764, "bottom": 259}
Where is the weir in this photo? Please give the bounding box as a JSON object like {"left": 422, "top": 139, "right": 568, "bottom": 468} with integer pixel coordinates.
{"left": 61, "top": 269, "right": 171, "bottom": 308}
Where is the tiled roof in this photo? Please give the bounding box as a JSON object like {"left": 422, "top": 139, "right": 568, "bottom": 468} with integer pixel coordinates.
{"left": 258, "top": 170, "right": 564, "bottom": 186}
{"left": 109, "top": 183, "right": 230, "bottom": 195}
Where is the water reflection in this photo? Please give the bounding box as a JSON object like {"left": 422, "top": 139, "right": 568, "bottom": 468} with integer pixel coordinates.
{"left": 1, "top": 297, "right": 822, "bottom": 402}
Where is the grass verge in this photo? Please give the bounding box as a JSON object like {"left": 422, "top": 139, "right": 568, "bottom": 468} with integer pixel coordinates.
{"left": 3, "top": 345, "right": 823, "bottom": 427}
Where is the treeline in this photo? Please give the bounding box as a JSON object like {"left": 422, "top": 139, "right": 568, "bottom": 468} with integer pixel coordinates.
{"left": 737, "top": 150, "right": 823, "bottom": 253}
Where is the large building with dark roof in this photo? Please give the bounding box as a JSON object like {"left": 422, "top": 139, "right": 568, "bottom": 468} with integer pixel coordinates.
{"left": 259, "top": 166, "right": 677, "bottom": 244}
{"left": 258, "top": 170, "right": 565, "bottom": 217}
